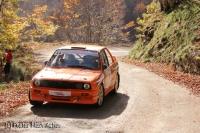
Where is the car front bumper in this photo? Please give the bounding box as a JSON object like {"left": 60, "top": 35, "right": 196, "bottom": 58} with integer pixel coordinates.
{"left": 29, "top": 87, "right": 99, "bottom": 104}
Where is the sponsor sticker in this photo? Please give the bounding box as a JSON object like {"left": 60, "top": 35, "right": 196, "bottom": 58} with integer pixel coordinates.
{"left": 49, "top": 90, "right": 71, "bottom": 96}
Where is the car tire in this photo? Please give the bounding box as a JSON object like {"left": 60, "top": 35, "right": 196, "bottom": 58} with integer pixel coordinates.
{"left": 111, "top": 73, "right": 120, "bottom": 94}
{"left": 28, "top": 90, "right": 43, "bottom": 106}
{"left": 95, "top": 85, "right": 104, "bottom": 107}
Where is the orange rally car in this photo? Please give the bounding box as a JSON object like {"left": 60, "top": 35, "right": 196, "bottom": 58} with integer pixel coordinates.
{"left": 29, "top": 45, "right": 120, "bottom": 107}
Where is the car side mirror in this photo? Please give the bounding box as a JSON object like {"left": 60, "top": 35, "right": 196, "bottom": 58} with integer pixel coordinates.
{"left": 44, "top": 61, "right": 48, "bottom": 66}
{"left": 102, "top": 64, "right": 107, "bottom": 70}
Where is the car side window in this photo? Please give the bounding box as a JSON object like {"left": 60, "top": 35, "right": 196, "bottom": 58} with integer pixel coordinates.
{"left": 104, "top": 49, "right": 113, "bottom": 65}
{"left": 100, "top": 50, "right": 109, "bottom": 67}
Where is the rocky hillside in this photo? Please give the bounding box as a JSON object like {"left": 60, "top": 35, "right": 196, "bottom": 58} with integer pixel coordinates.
{"left": 128, "top": 0, "right": 200, "bottom": 75}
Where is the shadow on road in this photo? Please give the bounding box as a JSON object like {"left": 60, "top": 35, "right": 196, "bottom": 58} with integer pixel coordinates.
{"left": 30, "top": 93, "right": 129, "bottom": 119}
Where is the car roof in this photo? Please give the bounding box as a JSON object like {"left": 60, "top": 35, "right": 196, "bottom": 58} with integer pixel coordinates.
{"left": 58, "top": 45, "right": 106, "bottom": 52}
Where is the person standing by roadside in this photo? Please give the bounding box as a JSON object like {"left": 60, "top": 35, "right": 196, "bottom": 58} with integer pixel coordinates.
{"left": 3, "top": 49, "right": 12, "bottom": 78}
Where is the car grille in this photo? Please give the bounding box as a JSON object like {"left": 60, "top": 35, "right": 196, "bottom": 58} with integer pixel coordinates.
{"left": 38, "top": 80, "right": 84, "bottom": 89}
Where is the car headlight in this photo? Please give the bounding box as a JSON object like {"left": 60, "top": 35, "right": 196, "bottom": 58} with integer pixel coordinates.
{"left": 34, "top": 80, "right": 40, "bottom": 86}
{"left": 84, "top": 83, "right": 90, "bottom": 89}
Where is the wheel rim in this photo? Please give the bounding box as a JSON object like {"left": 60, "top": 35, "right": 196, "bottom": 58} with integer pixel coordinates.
{"left": 98, "top": 86, "right": 104, "bottom": 105}
{"left": 115, "top": 75, "right": 119, "bottom": 91}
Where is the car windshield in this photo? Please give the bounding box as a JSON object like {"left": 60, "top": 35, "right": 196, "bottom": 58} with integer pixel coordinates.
{"left": 46, "top": 49, "right": 100, "bottom": 70}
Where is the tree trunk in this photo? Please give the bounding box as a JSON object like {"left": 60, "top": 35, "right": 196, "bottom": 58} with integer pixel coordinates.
{"left": 158, "top": 0, "right": 181, "bottom": 12}
{"left": 62, "top": 27, "right": 75, "bottom": 43}
{"left": 83, "top": 0, "right": 92, "bottom": 43}
{"left": 0, "top": 0, "right": 5, "bottom": 18}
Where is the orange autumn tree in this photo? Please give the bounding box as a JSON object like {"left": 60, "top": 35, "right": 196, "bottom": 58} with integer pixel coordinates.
{"left": 135, "top": 1, "right": 160, "bottom": 39}
{"left": 48, "top": 0, "right": 77, "bottom": 43}
{"left": 134, "top": 2, "right": 146, "bottom": 14}
{"left": 51, "top": 0, "right": 130, "bottom": 44}
{"left": 20, "top": 5, "right": 58, "bottom": 42}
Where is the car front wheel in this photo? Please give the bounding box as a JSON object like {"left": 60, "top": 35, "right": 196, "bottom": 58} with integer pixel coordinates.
{"left": 111, "top": 73, "right": 119, "bottom": 94}
{"left": 95, "top": 85, "right": 104, "bottom": 107}
{"left": 28, "top": 90, "right": 43, "bottom": 106}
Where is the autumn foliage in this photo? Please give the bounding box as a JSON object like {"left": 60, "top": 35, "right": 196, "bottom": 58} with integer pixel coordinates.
{"left": 0, "top": 82, "right": 30, "bottom": 117}
{"left": 48, "top": 0, "right": 131, "bottom": 44}
{"left": 134, "top": 2, "right": 146, "bottom": 14}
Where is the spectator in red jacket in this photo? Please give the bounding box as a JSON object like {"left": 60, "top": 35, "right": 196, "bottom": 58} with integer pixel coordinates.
{"left": 4, "top": 49, "right": 12, "bottom": 77}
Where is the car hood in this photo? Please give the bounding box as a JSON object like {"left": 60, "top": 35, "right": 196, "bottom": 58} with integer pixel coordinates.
{"left": 34, "top": 67, "right": 101, "bottom": 82}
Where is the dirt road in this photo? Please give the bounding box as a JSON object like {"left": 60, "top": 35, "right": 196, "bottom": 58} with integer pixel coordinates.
{"left": 0, "top": 45, "right": 200, "bottom": 133}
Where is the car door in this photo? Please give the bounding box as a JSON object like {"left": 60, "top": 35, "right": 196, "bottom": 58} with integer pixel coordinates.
{"left": 104, "top": 48, "right": 116, "bottom": 91}
{"left": 100, "top": 50, "right": 111, "bottom": 94}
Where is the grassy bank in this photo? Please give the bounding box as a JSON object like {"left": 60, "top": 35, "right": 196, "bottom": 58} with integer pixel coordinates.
{"left": 0, "top": 42, "right": 62, "bottom": 90}
{"left": 128, "top": 0, "right": 200, "bottom": 75}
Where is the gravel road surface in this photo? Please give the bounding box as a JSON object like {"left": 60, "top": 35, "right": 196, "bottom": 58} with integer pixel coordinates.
{"left": 0, "top": 45, "right": 200, "bottom": 133}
